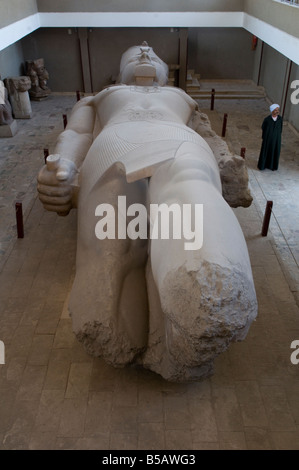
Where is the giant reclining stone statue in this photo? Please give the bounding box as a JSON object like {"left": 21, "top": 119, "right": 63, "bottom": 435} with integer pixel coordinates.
{"left": 37, "top": 43, "right": 258, "bottom": 382}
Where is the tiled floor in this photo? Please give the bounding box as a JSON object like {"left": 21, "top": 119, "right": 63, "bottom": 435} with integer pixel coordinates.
{"left": 0, "top": 87, "right": 299, "bottom": 450}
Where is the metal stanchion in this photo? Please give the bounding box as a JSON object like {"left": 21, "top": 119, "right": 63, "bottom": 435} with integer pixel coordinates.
{"left": 221, "top": 113, "right": 228, "bottom": 137}
{"left": 240, "top": 147, "right": 246, "bottom": 158}
{"left": 43, "top": 148, "right": 49, "bottom": 164}
{"left": 15, "top": 202, "right": 24, "bottom": 238}
{"left": 63, "top": 114, "right": 67, "bottom": 129}
{"left": 210, "top": 88, "right": 215, "bottom": 111}
{"left": 261, "top": 201, "right": 273, "bottom": 237}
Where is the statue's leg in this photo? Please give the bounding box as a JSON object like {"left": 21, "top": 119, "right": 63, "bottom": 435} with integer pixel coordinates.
{"left": 69, "top": 164, "right": 149, "bottom": 366}
{"left": 143, "top": 142, "right": 258, "bottom": 382}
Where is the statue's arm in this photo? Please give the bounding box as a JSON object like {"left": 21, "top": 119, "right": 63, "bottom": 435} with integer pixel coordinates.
{"left": 55, "top": 97, "right": 96, "bottom": 169}
{"left": 37, "top": 97, "right": 97, "bottom": 215}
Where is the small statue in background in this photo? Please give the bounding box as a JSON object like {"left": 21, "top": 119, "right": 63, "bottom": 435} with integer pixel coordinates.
{"left": 0, "top": 75, "right": 17, "bottom": 136}
{"left": 0, "top": 76, "right": 14, "bottom": 125}
{"left": 4, "top": 76, "right": 32, "bottom": 119}
{"left": 26, "top": 58, "right": 51, "bottom": 100}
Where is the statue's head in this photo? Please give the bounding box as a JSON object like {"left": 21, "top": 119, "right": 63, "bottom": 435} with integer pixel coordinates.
{"left": 118, "top": 42, "right": 169, "bottom": 86}
{"left": 7, "top": 76, "right": 31, "bottom": 93}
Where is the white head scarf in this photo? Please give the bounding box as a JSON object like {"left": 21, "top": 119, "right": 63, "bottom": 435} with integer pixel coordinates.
{"left": 270, "top": 104, "right": 279, "bottom": 113}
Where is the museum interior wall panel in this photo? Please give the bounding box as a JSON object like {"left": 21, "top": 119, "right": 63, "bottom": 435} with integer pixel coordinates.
{"left": 0, "top": 42, "right": 25, "bottom": 80}
{"left": 188, "top": 27, "right": 255, "bottom": 79}
{"left": 18, "top": 26, "right": 257, "bottom": 92}
{"left": 35, "top": 0, "right": 244, "bottom": 13}
{"left": 0, "top": 0, "right": 37, "bottom": 29}
{"left": 21, "top": 27, "right": 84, "bottom": 93}
{"left": 251, "top": 36, "right": 264, "bottom": 85}
{"left": 244, "top": 0, "right": 299, "bottom": 40}
{"left": 88, "top": 28, "right": 180, "bottom": 92}
{"left": 258, "top": 42, "right": 289, "bottom": 107}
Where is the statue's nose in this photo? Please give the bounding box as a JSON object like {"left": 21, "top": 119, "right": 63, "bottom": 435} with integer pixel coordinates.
{"left": 140, "top": 52, "right": 151, "bottom": 63}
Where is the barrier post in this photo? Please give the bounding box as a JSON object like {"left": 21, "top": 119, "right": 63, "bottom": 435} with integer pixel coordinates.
{"left": 240, "top": 147, "right": 246, "bottom": 158}
{"left": 210, "top": 88, "right": 215, "bottom": 110}
{"left": 261, "top": 201, "right": 273, "bottom": 236}
{"left": 15, "top": 202, "right": 24, "bottom": 238}
{"left": 63, "top": 114, "right": 67, "bottom": 129}
{"left": 44, "top": 148, "right": 49, "bottom": 164}
{"left": 221, "top": 113, "right": 228, "bottom": 137}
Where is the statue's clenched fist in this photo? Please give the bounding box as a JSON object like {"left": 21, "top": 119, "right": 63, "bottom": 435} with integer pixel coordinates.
{"left": 37, "top": 154, "right": 78, "bottom": 215}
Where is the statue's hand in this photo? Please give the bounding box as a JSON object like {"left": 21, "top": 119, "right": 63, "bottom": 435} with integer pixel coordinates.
{"left": 37, "top": 155, "right": 78, "bottom": 216}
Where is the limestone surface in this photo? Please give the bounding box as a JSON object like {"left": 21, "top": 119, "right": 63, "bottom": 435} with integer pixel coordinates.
{"left": 189, "top": 110, "right": 253, "bottom": 207}
{"left": 37, "top": 44, "right": 258, "bottom": 382}
{"left": 4, "top": 76, "right": 32, "bottom": 119}
{"left": 26, "top": 58, "right": 51, "bottom": 100}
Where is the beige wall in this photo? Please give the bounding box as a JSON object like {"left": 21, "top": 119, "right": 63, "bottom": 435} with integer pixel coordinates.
{"left": 36, "top": 0, "right": 244, "bottom": 13}
{"left": 0, "top": 0, "right": 37, "bottom": 29}
{"left": 244, "top": 0, "right": 299, "bottom": 39}
{"left": 188, "top": 27, "right": 254, "bottom": 79}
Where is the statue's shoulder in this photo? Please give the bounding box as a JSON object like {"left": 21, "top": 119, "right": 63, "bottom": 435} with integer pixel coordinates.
{"left": 97, "top": 84, "right": 128, "bottom": 95}
{"left": 92, "top": 85, "right": 129, "bottom": 103}
{"left": 161, "top": 86, "right": 198, "bottom": 108}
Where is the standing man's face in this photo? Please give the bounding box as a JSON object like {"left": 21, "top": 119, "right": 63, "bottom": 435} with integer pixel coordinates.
{"left": 272, "top": 107, "right": 280, "bottom": 117}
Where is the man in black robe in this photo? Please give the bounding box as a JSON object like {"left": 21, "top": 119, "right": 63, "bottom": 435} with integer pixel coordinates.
{"left": 257, "top": 103, "right": 283, "bottom": 171}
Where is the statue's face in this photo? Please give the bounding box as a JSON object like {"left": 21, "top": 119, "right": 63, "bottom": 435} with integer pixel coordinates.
{"left": 119, "top": 45, "right": 168, "bottom": 86}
